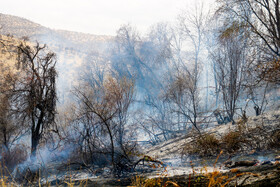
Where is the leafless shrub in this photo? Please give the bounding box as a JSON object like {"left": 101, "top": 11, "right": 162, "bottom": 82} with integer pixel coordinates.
{"left": 183, "top": 133, "right": 220, "bottom": 157}
{"left": 221, "top": 131, "right": 246, "bottom": 154}
{"left": 268, "top": 130, "right": 280, "bottom": 149}
{"left": 0, "top": 144, "right": 28, "bottom": 169}
{"left": 72, "top": 74, "right": 137, "bottom": 174}
{"left": 182, "top": 114, "right": 280, "bottom": 158}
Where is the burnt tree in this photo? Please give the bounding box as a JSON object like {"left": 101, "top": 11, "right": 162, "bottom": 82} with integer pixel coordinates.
{"left": 73, "top": 75, "right": 135, "bottom": 173}
{"left": 0, "top": 36, "right": 24, "bottom": 156}
{"left": 217, "top": 0, "right": 280, "bottom": 84}
{"left": 210, "top": 22, "right": 248, "bottom": 123}
{"left": 15, "top": 41, "right": 57, "bottom": 159}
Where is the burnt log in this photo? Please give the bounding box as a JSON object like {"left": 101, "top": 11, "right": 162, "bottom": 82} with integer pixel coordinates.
{"left": 229, "top": 160, "right": 258, "bottom": 168}
{"left": 133, "top": 155, "right": 164, "bottom": 169}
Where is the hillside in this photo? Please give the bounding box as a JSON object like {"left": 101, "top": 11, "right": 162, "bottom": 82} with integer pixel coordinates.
{"left": 0, "top": 13, "right": 113, "bottom": 103}
{"left": 0, "top": 13, "right": 112, "bottom": 51}
{"left": 0, "top": 13, "right": 46, "bottom": 38}
{"left": 145, "top": 110, "right": 280, "bottom": 160}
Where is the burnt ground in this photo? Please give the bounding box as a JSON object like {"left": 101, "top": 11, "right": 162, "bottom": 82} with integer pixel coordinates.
{"left": 81, "top": 162, "right": 280, "bottom": 186}
{"left": 7, "top": 110, "right": 280, "bottom": 186}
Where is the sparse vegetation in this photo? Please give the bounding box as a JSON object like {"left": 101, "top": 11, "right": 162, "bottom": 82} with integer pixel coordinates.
{"left": 182, "top": 113, "right": 280, "bottom": 159}
{"left": 221, "top": 130, "right": 245, "bottom": 153}
{"left": 268, "top": 130, "right": 280, "bottom": 149}
{"left": 0, "top": 0, "right": 280, "bottom": 186}
{"left": 183, "top": 133, "right": 220, "bottom": 157}
{"left": 0, "top": 144, "right": 28, "bottom": 170}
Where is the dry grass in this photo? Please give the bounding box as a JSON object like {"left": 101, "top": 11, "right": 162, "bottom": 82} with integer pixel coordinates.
{"left": 131, "top": 157, "right": 180, "bottom": 187}
{"left": 0, "top": 162, "right": 89, "bottom": 187}
{"left": 182, "top": 118, "right": 279, "bottom": 157}
{"left": 202, "top": 151, "right": 258, "bottom": 187}
{"left": 131, "top": 151, "right": 262, "bottom": 187}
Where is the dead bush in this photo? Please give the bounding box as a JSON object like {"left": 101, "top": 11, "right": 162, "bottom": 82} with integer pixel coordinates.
{"left": 268, "top": 130, "right": 280, "bottom": 148}
{"left": 0, "top": 144, "right": 28, "bottom": 169}
{"left": 242, "top": 125, "right": 273, "bottom": 151}
{"left": 221, "top": 131, "right": 246, "bottom": 153}
{"left": 183, "top": 133, "right": 220, "bottom": 157}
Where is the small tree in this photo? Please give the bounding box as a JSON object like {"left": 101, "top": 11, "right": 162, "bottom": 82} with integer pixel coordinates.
{"left": 73, "top": 75, "right": 134, "bottom": 173}
{"left": 0, "top": 36, "right": 24, "bottom": 156}
{"left": 0, "top": 68, "right": 18, "bottom": 152}
{"left": 165, "top": 71, "right": 201, "bottom": 133}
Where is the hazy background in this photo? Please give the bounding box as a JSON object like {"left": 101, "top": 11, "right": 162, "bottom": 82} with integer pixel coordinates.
{"left": 0, "top": 0, "right": 215, "bottom": 35}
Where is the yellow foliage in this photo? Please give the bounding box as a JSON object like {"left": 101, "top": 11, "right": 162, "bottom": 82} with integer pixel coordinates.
{"left": 258, "top": 58, "right": 280, "bottom": 83}
{"left": 230, "top": 168, "right": 239, "bottom": 173}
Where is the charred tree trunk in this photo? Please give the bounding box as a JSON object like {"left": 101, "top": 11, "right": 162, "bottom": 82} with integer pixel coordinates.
{"left": 105, "top": 122, "right": 115, "bottom": 172}
{"left": 31, "top": 134, "right": 40, "bottom": 159}
{"left": 30, "top": 110, "right": 44, "bottom": 159}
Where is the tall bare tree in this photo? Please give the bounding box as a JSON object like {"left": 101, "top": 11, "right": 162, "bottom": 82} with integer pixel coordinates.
{"left": 210, "top": 21, "right": 248, "bottom": 123}
{"left": 164, "top": 1, "right": 209, "bottom": 132}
